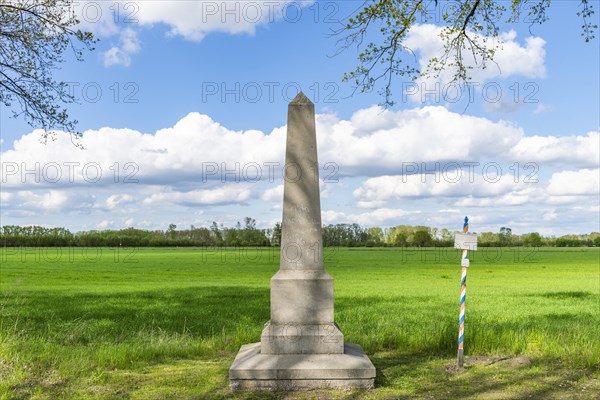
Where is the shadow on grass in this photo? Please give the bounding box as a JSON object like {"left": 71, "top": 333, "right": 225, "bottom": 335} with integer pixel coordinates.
{"left": 2, "top": 285, "right": 270, "bottom": 347}
{"left": 539, "top": 291, "right": 593, "bottom": 299}
{"left": 369, "top": 351, "right": 596, "bottom": 400}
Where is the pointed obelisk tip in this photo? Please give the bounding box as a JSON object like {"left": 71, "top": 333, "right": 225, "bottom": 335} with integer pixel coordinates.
{"left": 290, "top": 91, "right": 313, "bottom": 106}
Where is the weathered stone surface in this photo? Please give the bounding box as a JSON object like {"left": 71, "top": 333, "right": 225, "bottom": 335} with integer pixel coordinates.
{"left": 280, "top": 92, "right": 323, "bottom": 271}
{"left": 260, "top": 321, "right": 344, "bottom": 355}
{"left": 269, "top": 270, "right": 334, "bottom": 325}
{"left": 230, "top": 343, "right": 376, "bottom": 390}
{"left": 231, "top": 379, "right": 375, "bottom": 391}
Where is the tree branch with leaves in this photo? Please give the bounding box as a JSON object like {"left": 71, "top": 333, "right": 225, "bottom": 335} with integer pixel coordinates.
{"left": 0, "top": 0, "right": 96, "bottom": 142}
{"left": 335, "top": 0, "right": 597, "bottom": 106}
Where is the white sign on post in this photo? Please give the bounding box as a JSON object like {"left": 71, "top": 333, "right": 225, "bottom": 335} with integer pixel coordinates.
{"left": 454, "top": 233, "right": 478, "bottom": 251}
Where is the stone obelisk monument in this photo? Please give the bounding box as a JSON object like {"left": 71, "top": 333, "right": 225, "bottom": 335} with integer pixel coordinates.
{"left": 229, "top": 93, "right": 376, "bottom": 390}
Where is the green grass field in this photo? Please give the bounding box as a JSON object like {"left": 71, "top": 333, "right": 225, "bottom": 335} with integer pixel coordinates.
{"left": 1, "top": 247, "right": 598, "bottom": 399}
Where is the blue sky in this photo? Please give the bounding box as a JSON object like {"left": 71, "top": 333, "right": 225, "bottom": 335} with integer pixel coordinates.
{"left": 1, "top": 0, "right": 599, "bottom": 235}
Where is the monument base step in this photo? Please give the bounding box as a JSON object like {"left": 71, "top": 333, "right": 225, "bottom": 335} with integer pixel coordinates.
{"left": 229, "top": 342, "right": 376, "bottom": 391}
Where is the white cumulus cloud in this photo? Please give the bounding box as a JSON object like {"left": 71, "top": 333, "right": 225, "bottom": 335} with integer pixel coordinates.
{"left": 507, "top": 131, "right": 599, "bottom": 168}
{"left": 262, "top": 184, "right": 284, "bottom": 201}
{"left": 2, "top": 104, "right": 598, "bottom": 233}
{"left": 105, "top": 194, "right": 135, "bottom": 209}
{"left": 131, "top": 0, "right": 313, "bottom": 41}
{"left": 102, "top": 28, "right": 141, "bottom": 67}
{"left": 404, "top": 24, "right": 546, "bottom": 83}
{"left": 353, "top": 173, "right": 531, "bottom": 203}
{"left": 142, "top": 185, "right": 252, "bottom": 206}
{"left": 547, "top": 168, "right": 600, "bottom": 196}
{"left": 322, "top": 208, "right": 419, "bottom": 226}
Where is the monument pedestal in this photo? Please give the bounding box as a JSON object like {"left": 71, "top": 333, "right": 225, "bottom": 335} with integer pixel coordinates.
{"left": 269, "top": 270, "right": 335, "bottom": 327}
{"left": 230, "top": 342, "right": 375, "bottom": 390}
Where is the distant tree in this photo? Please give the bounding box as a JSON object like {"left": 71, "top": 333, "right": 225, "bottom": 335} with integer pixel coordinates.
{"left": 555, "top": 237, "right": 568, "bottom": 247}
{"left": 367, "top": 227, "right": 384, "bottom": 244}
{"left": 391, "top": 225, "right": 415, "bottom": 246}
{"left": 244, "top": 217, "right": 256, "bottom": 230}
{"left": 393, "top": 232, "right": 408, "bottom": 247}
{"left": 523, "top": 232, "right": 542, "bottom": 247}
{"left": 210, "top": 221, "right": 223, "bottom": 245}
{"left": 412, "top": 229, "right": 433, "bottom": 247}
{"left": 237, "top": 217, "right": 269, "bottom": 246}
{"left": 436, "top": 227, "right": 455, "bottom": 246}
{"left": 167, "top": 224, "right": 177, "bottom": 239}
{"left": 192, "top": 226, "right": 213, "bottom": 245}
{"left": 555, "top": 235, "right": 589, "bottom": 247}
{"left": 0, "top": 0, "right": 97, "bottom": 138}
{"left": 2, "top": 223, "right": 599, "bottom": 248}
{"left": 271, "top": 222, "right": 282, "bottom": 247}
{"left": 430, "top": 227, "right": 439, "bottom": 240}
{"left": 439, "top": 228, "right": 452, "bottom": 241}
{"left": 499, "top": 227, "right": 512, "bottom": 245}
{"left": 225, "top": 228, "right": 240, "bottom": 246}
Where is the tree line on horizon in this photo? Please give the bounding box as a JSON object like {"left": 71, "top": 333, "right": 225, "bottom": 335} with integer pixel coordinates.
{"left": 1, "top": 220, "right": 599, "bottom": 248}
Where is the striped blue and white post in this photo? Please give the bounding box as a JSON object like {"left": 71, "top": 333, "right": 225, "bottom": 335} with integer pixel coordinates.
{"left": 454, "top": 216, "right": 478, "bottom": 367}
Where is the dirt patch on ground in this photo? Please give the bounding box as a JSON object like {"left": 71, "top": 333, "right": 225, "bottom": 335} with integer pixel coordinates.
{"left": 466, "top": 356, "right": 507, "bottom": 365}
{"left": 500, "top": 356, "right": 532, "bottom": 367}
{"left": 467, "top": 355, "right": 532, "bottom": 367}
{"left": 443, "top": 364, "right": 466, "bottom": 373}
{"left": 443, "top": 355, "right": 533, "bottom": 373}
